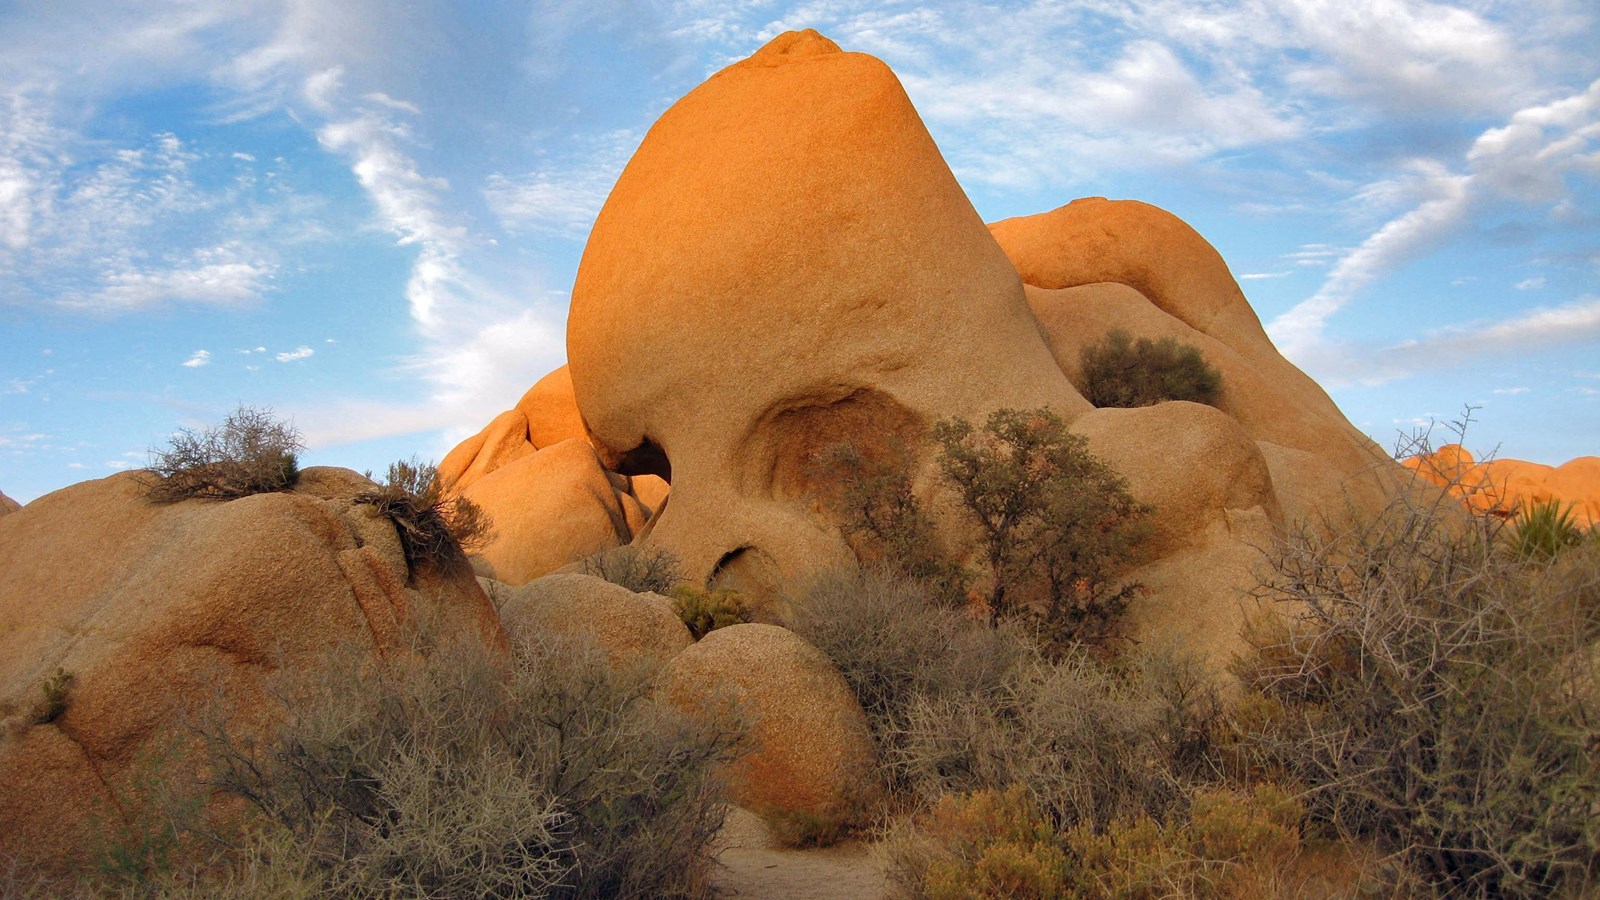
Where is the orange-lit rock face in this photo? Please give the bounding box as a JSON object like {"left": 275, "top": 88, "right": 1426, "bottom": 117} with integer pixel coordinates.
{"left": 567, "top": 28, "right": 1081, "bottom": 590}
{"left": 1405, "top": 445, "right": 1600, "bottom": 527}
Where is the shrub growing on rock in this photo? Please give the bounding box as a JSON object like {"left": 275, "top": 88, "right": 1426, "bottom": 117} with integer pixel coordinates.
{"left": 355, "top": 457, "right": 493, "bottom": 573}
{"left": 670, "top": 585, "right": 752, "bottom": 639}
{"left": 145, "top": 404, "right": 303, "bottom": 501}
{"left": 1079, "top": 329, "right": 1222, "bottom": 409}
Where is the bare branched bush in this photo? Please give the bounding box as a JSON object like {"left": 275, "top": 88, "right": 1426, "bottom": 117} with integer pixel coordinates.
{"left": 1242, "top": 428, "right": 1600, "bottom": 896}
{"left": 1079, "top": 328, "right": 1223, "bottom": 409}
{"left": 145, "top": 405, "right": 303, "bottom": 502}
{"left": 187, "top": 630, "right": 744, "bottom": 899}
{"left": 582, "top": 544, "right": 683, "bottom": 594}
{"left": 356, "top": 457, "right": 494, "bottom": 573}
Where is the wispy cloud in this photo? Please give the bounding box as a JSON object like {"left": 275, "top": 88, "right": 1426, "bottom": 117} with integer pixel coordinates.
{"left": 276, "top": 346, "right": 314, "bottom": 363}
{"left": 1492, "top": 386, "right": 1530, "bottom": 395}
{"left": 1515, "top": 277, "right": 1546, "bottom": 290}
{"left": 182, "top": 349, "right": 212, "bottom": 368}
{"left": 484, "top": 130, "right": 640, "bottom": 240}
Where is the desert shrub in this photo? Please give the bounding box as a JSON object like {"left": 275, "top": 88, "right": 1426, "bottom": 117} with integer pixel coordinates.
{"left": 145, "top": 404, "right": 303, "bottom": 502}
{"left": 191, "top": 630, "right": 743, "bottom": 899}
{"left": 29, "top": 668, "right": 72, "bottom": 725}
{"left": 1513, "top": 498, "right": 1585, "bottom": 560}
{"left": 891, "top": 646, "right": 1181, "bottom": 832}
{"left": 887, "top": 782, "right": 1310, "bottom": 900}
{"left": 784, "top": 567, "right": 1019, "bottom": 793}
{"left": 1079, "top": 329, "right": 1222, "bottom": 409}
{"left": 810, "top": 441, "right": 970, "bottom": 606}
{"left": 1243, "top": 472, "right": 1600, "bottom": 896}
{"left": 669, "top": 585, "right": 752, "bottom": 639}
{"left": 355, "top": 457, "right": 493, "bottom": 573}
{"left": 582, "top": 544, "right": 683, "bottom": 594}
{"left": 932, "top": 408, "right": 1152, "bottom": 644}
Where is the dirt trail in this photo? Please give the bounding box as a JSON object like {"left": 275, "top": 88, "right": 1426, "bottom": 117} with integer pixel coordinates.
{"left": 711, "top": 808, "right": 889, "bottom": 899}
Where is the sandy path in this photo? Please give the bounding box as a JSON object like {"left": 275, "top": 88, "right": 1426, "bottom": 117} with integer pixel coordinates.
{"left": 711, "top": 808, "right": 889, "bottom": 899}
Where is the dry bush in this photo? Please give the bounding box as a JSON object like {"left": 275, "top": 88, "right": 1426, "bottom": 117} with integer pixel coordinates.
{"left": 145, "top": 405, "right": 303, "bottom": 502}
{"left": 890, "top": 647, "right": 1181, "bottom": 833}
{"left": 356, "top": 457, "right": 494, "bottom": 573}
{"left": 582, "top": 544, "right": 683, "bottom": 594}
{"left": 174, "top": 630, "right": 744, "bottom": 899}
{"left": 784, "top": 567, "right": 1017, "bottom": 794}
{"left": 1079, "top": 329, "right": 1223, "bottom": 409}
{"left": 1241, "top": 435, "right": 1600, "bottom": 896}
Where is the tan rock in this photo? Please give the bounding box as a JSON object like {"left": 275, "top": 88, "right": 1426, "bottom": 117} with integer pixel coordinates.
{"left": 1071, "top": 402, "right": 1281, "bottom": 557}
{"left": 461, "top": 438, "right": 636, "bottom": 585}
{"left": 439, "top": 365, "right": 588, "bottom": 495}
{"left": 0, "top": 470, "right": 504, "bottom": 875}
{"left": 497, "top": 572, "right": 691, "bottom": 668}
{"left": 0, "top": 490, "right": 18, "bottom": 516}
{"left": 993, "top": 200, "right": 1395, "bottom": 499}
{"left": 1405, "top": 445, "right": 1600, "bottom": 527}
{"left": 661, "top": 623, "right": 877, "bottom": 824}
{"left": 567, "top": 29, "right": 1082, "bottom": 595}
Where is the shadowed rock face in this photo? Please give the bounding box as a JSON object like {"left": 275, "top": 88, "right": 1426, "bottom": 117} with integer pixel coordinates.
{"left": 448, "top": 29, "right": 1406, "bottom": 666}
{"left": 0, "top": 469, "right": 504, "bottom": 873}
{"left": 0, "top": 490, "right": 18, "bottom": 516}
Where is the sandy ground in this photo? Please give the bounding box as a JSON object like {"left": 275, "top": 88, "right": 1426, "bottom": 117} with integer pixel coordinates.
{"left": 711, "top": 808, "right": 889, "bottom": 899}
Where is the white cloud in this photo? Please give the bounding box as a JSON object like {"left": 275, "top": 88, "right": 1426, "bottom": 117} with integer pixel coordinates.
{"left": 182, "top": 349, "right": 212, "bottom": 368}
{"left": 1515, "top": 277, "right": 1546, "bottom": 290}
{"left": 484, "top": 130, "right": 640, "bottom": 240}
{"left": 1492, "top": 386, "right": 1530, "bottom": 395}
{"left": 1240, "top": 271, "right": 1291, "bottom": 280}
{"left": 276, "top": 346, "right": 314, "bottom": 362}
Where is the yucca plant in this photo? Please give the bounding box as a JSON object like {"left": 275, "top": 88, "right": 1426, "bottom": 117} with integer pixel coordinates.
{"left": 1512, "top": 498, "right": 1583, "bottom": 560}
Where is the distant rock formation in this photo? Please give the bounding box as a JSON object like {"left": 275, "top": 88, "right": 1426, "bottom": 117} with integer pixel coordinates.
{"left": 1405, "top": 445, "right": 1600, "bottom": 527}
{"left": 0, "top": 468, "right": 504, "bottom": 873}
{"left": 444, "top": 29, "right": 1402, "bottom": 665}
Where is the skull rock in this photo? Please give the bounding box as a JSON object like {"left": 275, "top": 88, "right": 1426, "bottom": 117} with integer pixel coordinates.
{"left": 566, "top": 29, "right": 1083, "bottom": 597}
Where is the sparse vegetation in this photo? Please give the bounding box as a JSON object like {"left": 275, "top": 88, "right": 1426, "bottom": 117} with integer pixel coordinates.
{"left": 75, "top": 629, "right": 746, "bottom": 898}
{"left": 1512, "top": 497, "right": 1586, "bottom": 560}
{"left": 670, "top": 585, "right": 752, "bottom": 639}
{"left": 145, "top": 404, "right": 303, "bottom": 502}
{"left": 1079, "top": 329, "right": 1223, "bottom": 409}
{"left": 31, "top": 668, "right": 72, "bottom": 725}
{"left": 583, "top": 543, "right": 683, "bottom": 594}
{"left": 355, "top": 456, "right": 494, "bottom": 573}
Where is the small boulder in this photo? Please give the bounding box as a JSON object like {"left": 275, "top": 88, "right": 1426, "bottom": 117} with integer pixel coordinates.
{"left": 497, "top": 573, "right": 691, "bottom": 668}
{"left": 661, "top": 624, "right": 877, "bottom": 827}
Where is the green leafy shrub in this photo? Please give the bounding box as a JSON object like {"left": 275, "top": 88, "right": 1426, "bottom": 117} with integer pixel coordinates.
{"left": 145, "top": 404, "right": 303, "bottom": 502}
{"left": 670, "top": 585, "right": 751, "bottom": 639}
{"left": 1512, "top": 498, "right": 1585, "bottom": 560}
{"left": 355, "top": 457, "right": 493, "bottom": 573}
{"left": 932, "top": 408, "right": 1152, "bottom": 644}
{"left": 582, "top": 543, "right": 683, "bottom": 594}
{"left": 192, "top": 630, "right": 744, "bottom": 899}
{"left": 1079, "top": 329, "right": 1223, "bottom": 409}
{"left": 1243, "top": 475, "right": 1600, "bottom": 896}
{"left": 887, "top": 787, "right": 1068, "bottom": 900}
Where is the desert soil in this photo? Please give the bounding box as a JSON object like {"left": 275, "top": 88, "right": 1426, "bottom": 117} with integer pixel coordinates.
{"left": 711, "top": 808, "right": 889, "bottom": 899}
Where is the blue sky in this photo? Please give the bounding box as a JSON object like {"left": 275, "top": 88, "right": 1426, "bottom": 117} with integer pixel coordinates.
{"left": 2, "top": 0, "right": 1598, "bottom": 504}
